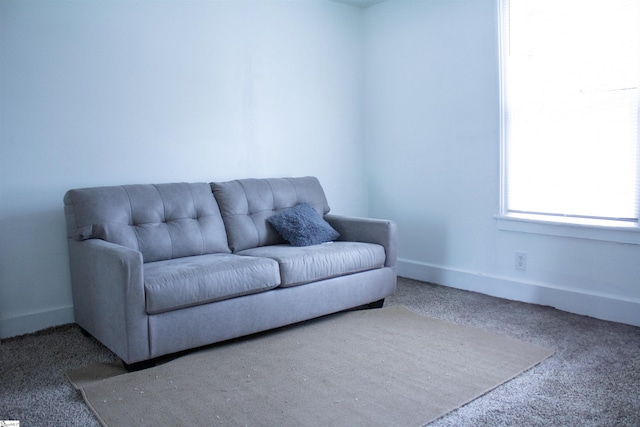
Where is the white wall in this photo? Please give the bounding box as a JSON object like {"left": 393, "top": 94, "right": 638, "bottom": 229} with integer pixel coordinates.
{"left": 365, "top": 0, "right": 640, "bottom": 326}
{"left": 0, "top": 0, "right": 366, "bottom": 338}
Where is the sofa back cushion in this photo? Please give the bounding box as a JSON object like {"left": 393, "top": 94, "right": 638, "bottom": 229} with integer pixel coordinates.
{"left": 211, "top": 177, "right": 330, "bottom": 252}
{"left": 64, "top": 183, "right": 231, "bottom": 262}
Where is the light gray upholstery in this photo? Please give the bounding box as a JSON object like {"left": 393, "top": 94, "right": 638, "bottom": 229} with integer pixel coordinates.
{"left": 238, "top": 242, "right": 385, "bottom": 287}
{"left": 148, "top": 267, "right": 396, "bottom": 359}
{"left": 211, "top": 177, "right": 330, "bottom": 252}
{"left": 144, "top": 254, "right": 280, "bottom": 314}
{"left": 67, "top": 238, "right": 150, "bottom": 363}
{"left": 64, "top": 177, "right": 397, "bottom": 365}
{"left": 64, "top": 183, "right": 230, "bottom": 262}
{"left": 325, "top": 214, "right": 398, "bottom": 268}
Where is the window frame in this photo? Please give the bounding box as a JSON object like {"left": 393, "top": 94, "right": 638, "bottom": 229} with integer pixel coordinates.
{"left": 496, "top": 0, "right": 640, "bottom": 244}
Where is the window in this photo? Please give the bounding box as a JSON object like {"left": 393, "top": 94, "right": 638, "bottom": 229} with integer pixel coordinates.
{"left": 499, "top": 0, "right": 640, "bottom": 227}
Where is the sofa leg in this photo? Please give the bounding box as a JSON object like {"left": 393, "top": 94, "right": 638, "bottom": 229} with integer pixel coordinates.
{"left": 122, "top": 359, "right": 156, "bottom": 372}
{"left": 368, "top": 298, "right": 385, "bottom": 309}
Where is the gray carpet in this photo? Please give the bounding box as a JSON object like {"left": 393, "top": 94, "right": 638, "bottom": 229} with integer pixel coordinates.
{"left": 66, "top": 305, "right": 552, "bottom": 426}
{"left": 1, "top": 277, "right": 639, "bottom": 426}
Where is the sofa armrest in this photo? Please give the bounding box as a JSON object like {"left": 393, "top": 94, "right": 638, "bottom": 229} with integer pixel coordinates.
{"left": 67, "top": 238, "right": 149, "bottom": 363}
{"left": 324, "top": 214, "right": 397, "bottom": 268}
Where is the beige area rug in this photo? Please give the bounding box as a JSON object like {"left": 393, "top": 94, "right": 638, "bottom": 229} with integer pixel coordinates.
{"left": 67, "top": 305, "right": 553, "bottom": 427}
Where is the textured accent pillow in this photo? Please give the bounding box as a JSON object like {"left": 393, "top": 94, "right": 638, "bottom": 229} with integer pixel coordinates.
{"left": 267, "top": 203, "right": 340, "bottom": 247}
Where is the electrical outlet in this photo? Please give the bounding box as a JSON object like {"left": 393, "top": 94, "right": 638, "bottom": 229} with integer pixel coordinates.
{"left": 515, "top": 252, "right": 527, "bottom": 271}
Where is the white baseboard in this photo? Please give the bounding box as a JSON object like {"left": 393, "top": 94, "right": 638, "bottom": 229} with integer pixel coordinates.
{"left": 398, "top": 258, "right": 640, "bottom": 327}
{"left": 0, "top": 305, "right": 74, "bottom": 340}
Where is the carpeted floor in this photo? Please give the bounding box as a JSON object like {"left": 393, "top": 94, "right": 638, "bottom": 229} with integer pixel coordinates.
{"left": 1, "top": 277, "right": 639, "bottom": 426}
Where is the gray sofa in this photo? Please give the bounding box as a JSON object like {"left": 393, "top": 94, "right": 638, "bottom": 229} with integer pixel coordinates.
{"left": 64, "top": 177, "right": 397, "bottom": 368}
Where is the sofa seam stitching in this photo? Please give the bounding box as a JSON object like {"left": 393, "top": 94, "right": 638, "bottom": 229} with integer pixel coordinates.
{"left": 154, "top": 184, "right": 173, "bottom": 260}
{"left": 188, "top": 184, "right": 206, "bottom": 255}
{"left": 238, "top": 180, "right": 261, "bottom": 250}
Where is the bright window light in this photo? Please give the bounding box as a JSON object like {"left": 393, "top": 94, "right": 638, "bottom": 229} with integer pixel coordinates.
{"left": 500, "top": 0, "right": 640, "bottom": 223}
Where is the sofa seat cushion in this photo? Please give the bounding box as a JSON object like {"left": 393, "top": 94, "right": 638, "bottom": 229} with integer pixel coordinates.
{"left": 144, "top": 254, "right": 280, "bottom": 314}
{"left": 237, "top": 242, "right": 385, "bottom": 288}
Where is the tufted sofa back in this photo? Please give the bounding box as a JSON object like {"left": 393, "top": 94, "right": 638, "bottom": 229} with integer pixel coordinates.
{"left": 211, "top": 177, "right": 330, "bottom": 252}
{"left": 64, "top": 183, "right": 230, "bottom": 262}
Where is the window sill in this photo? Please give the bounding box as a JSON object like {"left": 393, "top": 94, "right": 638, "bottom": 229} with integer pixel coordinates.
{"left": 495, "top": 213, "right": 640, "bottom": 245}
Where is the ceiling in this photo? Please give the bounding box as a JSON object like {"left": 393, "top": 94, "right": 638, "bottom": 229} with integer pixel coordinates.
{"left": 329, "top": 0, "right": 388, "bottom": 8}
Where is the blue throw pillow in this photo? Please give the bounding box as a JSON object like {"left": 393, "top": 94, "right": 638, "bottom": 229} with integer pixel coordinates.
{"left": 267, "top": 203, "right": 340, "bottom": 246}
